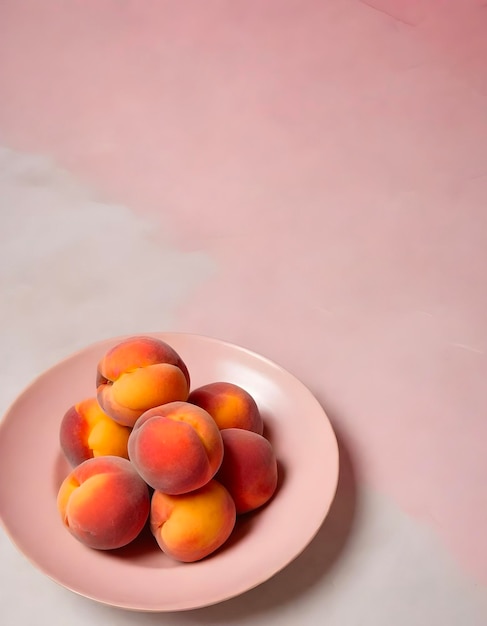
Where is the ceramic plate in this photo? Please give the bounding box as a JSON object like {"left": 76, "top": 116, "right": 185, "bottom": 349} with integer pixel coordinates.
{"left": 0, "top": 333, "right": 339, "bottom": 611}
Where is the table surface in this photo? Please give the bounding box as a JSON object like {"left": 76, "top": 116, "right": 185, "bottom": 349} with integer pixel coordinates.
{"left": 1, "top": 1, "right": 487, "bottom": 624}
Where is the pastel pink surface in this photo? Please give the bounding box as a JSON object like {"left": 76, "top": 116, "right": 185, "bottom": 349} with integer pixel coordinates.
{"left": 0, "top": 333, "right": 338, "bottom": 611}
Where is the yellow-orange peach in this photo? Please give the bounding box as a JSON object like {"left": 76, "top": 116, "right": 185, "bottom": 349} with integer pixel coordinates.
{"left": 57, "top": 456, "right": 150, "bottom": 550}
{"left": 96, "top": 336, "right": 190, "bottom": 427}
{"left": 188, "top": 381, "right": 263, "bottom": 434}
{"left": 128, "top": 401, "right": 224, "bottom": 494}
{"left": 216, "top": 428, "right": 278, "bottom": 514}
{"left": 150, "top": 479, "right": 236, "bottom": 562}
{"left": 59, "top": 397, "right": 131, "bottom": 467}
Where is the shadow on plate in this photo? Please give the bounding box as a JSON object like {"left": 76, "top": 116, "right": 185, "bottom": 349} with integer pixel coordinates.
{"left": 53, "top": 452, "right": 71, "bottom": 493}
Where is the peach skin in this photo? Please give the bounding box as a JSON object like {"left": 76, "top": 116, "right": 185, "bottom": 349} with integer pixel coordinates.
{"left": 96, "top": 336, "right": 190, "bottom": 427}
{"left": 150, "top": 479, "right": 236, "bottom": 562}
{"left": 57, "top": 456, "right": 150, "bottom": 550}
{"left": 128, "top": 401, "right": 224, "bottom": 494}
{"left": 216, "top": 428, "right": 278, "bottom": 514}
{"left": 188, "top": 381, "right": 263, "bottom": 434}
{"left": 59, "top": 397, "right": 131, "bottom": 467}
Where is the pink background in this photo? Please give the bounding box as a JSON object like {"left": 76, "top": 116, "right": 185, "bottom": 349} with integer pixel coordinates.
{"left": 1, "top": 1, "right": 487, "bottom": 623}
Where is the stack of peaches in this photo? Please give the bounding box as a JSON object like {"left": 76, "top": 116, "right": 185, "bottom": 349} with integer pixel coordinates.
{"left": 57, "top": 336, "right": 278, "bottom": 563}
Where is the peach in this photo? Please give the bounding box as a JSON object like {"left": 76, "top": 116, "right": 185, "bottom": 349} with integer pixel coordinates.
{"left": 96, "top": 336, "right": 190, "bottom": 427}
{"left": 216, "top": 429, "right": 278, "bottom": 514}
{"left": 128, "top": 401, "right": 224, "bottom": 494}
{"left": 187, "top": 381, "right": 263, "bottom": 434}
{"left": 150, "top": 479, "right": 236, "bottom": 562}
{"left": 57, "top": 456, "right": 150, "bottom": 550}
{"left": 59, "top": 397, "right": 131, "bottom": 467}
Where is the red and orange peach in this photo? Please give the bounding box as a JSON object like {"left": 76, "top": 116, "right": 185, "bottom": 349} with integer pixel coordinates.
{"left": 96, "top": 336, "right": 190, "bottom": 427}
{"left": 216, "top": 428, "right": 278, "bottom": 514}
{"left": 188, "top": 381, "right": 263, "bottom": 434}
{"left": 128, "top": 401, "right": 224, "bottom": 494}
{"left": 57, "top": 456, "right": 150, "bottom": 550}
{"left": 59, "top": 397, "right": 131, "bottom": 467}
{"left": 150, "top": 479, "right": 236, "bottom": 562}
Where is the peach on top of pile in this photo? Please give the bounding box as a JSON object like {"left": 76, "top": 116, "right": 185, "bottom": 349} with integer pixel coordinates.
{"left": 57, "top": 335, "right": 279, "bottom": 563}
{"left": 96, "top": 336, "right": 190, "bottom": 427}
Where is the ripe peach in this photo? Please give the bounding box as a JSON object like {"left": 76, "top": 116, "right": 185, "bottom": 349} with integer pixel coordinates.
{"left": 96, "top": 336, "right": 190, "bottom": 427}
{"left": 216, "top": 428, "right": 278, "bottom": 514}
{"left": 57, "top": 456, "right": 150, "bottom": 550}
{"left": 128, "top": 401, "right": 224, "bottom": 495}
{"left": 187, "top": 381, "right": 263, "bottom": 434}
{"left": 59, "top": 397, "right": 131, "bottom": 467}
{"left": 150, "top": 479, "right": 236, "bottom": 562}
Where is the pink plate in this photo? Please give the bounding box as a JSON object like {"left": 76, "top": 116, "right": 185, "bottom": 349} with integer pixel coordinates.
{"left": 0, "top": 333, "right": 339, "bottom": 611}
